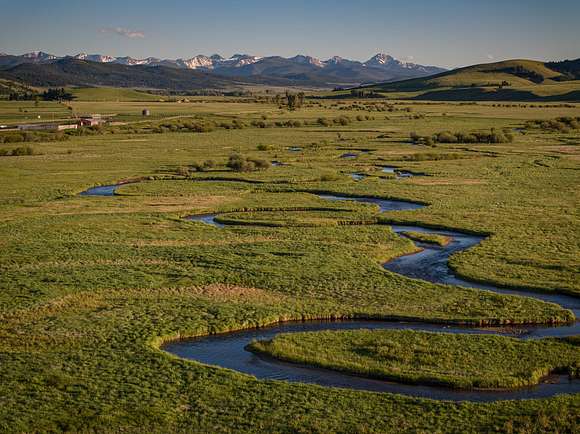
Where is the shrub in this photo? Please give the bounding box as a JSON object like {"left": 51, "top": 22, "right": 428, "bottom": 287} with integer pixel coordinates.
{"left": 191, "top": 160, "right": 216, "bottom": 172}
{"left": 231, "top": 119, "right": 246, "bottom": 129}
{"left": 424, "top": 136, "right": 435, "bottom": 146}
{"left": 317, "top": 117, "right": 331, "bottom": 126}
{"left": 436, "top": 131, "right": 458, "bottom": 143}
{"left": 335, "top": 116, "right": 351, "bottom": 126}
{"left": 203, "top": 160, "right": 215, "bottom": 169}
{"left": 226, "top": 154, "right": 243, "bottom": 171}
{"left": 400, "top": 152, "right": 463, "bottom": 161}
{"left": 2, "top": 133, "right": 24, "bottom": 143}
{"left": 0, "top": 130, "right": 69, "bottom": 144}
{"left": 526, "top": 117, "right": 580, "bottom": 132}
{"left": 257, "top": 144, "right": 274, "bottom": 151}
{"left": 193, "top": 123, "right": 215, "bottom": 133}
{"left": 0, "top": 146, "right": 35, "bottom": 157}
{"left": 411, "top": 129, "right": 514, "bottom": 145}
{"left": 252, "top": 158, "right": 270, "bottom": 170}
{"left": 177, "top": 166, "right": 190, "bottom": 176}
{"left": 226, "top": 154, "right": 270, "bottom": 172}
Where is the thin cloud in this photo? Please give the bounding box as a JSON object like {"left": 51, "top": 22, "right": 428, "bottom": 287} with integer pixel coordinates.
{"left": 100, "top": 27, "right": 145, "bottom": 39}
{"left": 487, "top": 54, "right": 495, "bottom": 60}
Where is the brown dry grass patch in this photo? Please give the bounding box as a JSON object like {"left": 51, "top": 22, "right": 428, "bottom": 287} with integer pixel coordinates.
{"left": 409, "top": 178, "right": 486, "bottom": 186}
{"left": 102, "top": 285, "right": 287, "bottom": 307}
{"left": 131, "top": 236, "right": 281, "bottom": 247}
{"left": 185, "top": 284, "right": 276, "bottom": 300}
{"left": 537, "top": 145, "right": 580, "bottom": 154}
{"left": 0, "top": 284, "right": 283, "bottom": 328}
{"left": 9, "top": 258, "right": 173, "bottom": 271}
{"left": 25, "top": 194, "right": 238, "bottom": 217}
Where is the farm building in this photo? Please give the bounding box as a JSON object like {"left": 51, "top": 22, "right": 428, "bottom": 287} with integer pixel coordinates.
{"left": 79, "top": 114, "right": 107, "bottom": 127}
{"left": 57, "top": 124, "right": 78, "bottom": 131}
{"left": 18, "top": 123, "right": 58, "bottom": 131}
{"left": 17, "top": 122, "right": 78, "bottom": 131}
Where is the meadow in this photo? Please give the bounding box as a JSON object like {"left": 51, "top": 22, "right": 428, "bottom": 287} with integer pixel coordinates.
{"left": 248, "top": 329, "right": 580, "bottom": 389}
{"left": 0, "top": 93, "right": 579, "bottom": 432}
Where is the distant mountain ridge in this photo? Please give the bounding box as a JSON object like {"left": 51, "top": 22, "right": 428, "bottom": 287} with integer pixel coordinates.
{"left": 0, "top": 58, "right": 300, "bottom": 91}
{"left": 0, "top": 51, "right": 446, "bottom": 86}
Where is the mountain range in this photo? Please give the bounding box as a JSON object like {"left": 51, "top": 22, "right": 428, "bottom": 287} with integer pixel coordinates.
{"left": 0, "top": 51, "right": 446, "bottom": 86}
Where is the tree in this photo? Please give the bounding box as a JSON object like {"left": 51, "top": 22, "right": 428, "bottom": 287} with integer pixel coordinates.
{"left": 285, "top": 91, "right": 305, "bottom": 111}
{"left": 41, "top": 88, "right": 74, "bottom": 102}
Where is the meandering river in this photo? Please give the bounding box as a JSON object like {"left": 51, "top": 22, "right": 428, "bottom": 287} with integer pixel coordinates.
{"left": 81, "top": 180, "right": 580, "bottom": 401}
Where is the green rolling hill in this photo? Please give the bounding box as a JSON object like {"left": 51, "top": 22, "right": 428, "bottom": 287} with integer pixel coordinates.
{"left": 357, "top": 58, "right": 580, "bottom": 101}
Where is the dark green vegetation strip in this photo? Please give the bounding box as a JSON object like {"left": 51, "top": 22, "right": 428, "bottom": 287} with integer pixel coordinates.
{"left": 249, "top": 329, "right": 580, "bottom": 389}
{"left": 0, "top": 97, "right": 579, "bottom": 432}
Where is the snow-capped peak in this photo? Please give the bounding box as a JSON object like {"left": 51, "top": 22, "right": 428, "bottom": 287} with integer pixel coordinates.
{"left": 179, "top": 55, "right": 214, "bottom": 69}
{"left": 2, "top": 50, "right": 446, "bottom": 81}
{"left": 22, "top": 51, "right": 57, "bottom": 61}
{"left": 291, "top": 55, "right": 324, "bottom": 68}
{"left": 365, "top": 53, "right": 398, "bottom": 66}
{"left": 74, "top": 53, "right": 116, "bottom": 63}
{"left": 222, "top": 54, "right": 261, "bottom": 67}
{"left": 325, "top": 56, "right": 345, "bottom": 65}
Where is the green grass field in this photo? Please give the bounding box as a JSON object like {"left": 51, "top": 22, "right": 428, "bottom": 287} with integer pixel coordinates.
{"left": 0, "top": 94, "right": 579, "bottom": 432}
{"left": 67, "top": 87, "right": 162, "bottom": 102}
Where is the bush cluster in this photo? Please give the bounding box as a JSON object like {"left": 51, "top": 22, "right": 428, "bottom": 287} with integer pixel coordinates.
{"left": 525, "top": 117, "right": 580, "bottom": 132}
{"left": 410, "top": 129, "right": 514, "bottom": 145}
{"left": 0, "top": 131, "right": 69, "bottom": 144}
{"left": 316, "top": 116, "right": 352, "bottom": 126}
{"left": 226, "top": 154, "right": 270, "bottom": 172}
{"left": 489, "top": 103, "right": 576, "bottom": 109}
{"left": 191, "top": 160, "right": 216, "bottom": 172}
{"left": 155, "top": 121, "right": 216, "bottom": 134}
{"left": 256, "top": 144, "right": 274, "bottom": 151}
{"left": 273, "top": 120, "right": 302, "bottom": 128}
{"left": 68, "top": 125, "right": 105, "bottom": 136}
{"left": 329, "top": 101, "right": 411, "bottom": 113}
{"left": 0, "top": 146, "right": 35, "bottom": 156}
{"left": 217, "top": 120, "right": 246, "bottom": 130}
{"left": 398, "top": 152, "right": 465, "bottom": 162}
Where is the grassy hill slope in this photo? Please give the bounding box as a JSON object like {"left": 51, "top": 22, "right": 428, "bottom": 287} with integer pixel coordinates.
{"left": 357, "top": 58, "right": 580, "bottom": 101}
{"left": 68, "top": 87, "right": 161, "bottom": 102}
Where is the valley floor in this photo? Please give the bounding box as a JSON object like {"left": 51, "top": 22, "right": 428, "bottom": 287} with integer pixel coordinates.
{"left": 0, "top": 97, "right": 579, "bottom": 432}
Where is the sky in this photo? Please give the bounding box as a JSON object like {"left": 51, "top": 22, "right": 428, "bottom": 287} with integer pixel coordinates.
{"left": 1, "top": 0, "right": 579, "bottom": 69}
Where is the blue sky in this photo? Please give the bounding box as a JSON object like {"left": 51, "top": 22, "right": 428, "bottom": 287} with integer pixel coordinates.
{"left": 1, "top": 0, "right": 579, "bottom": 68}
